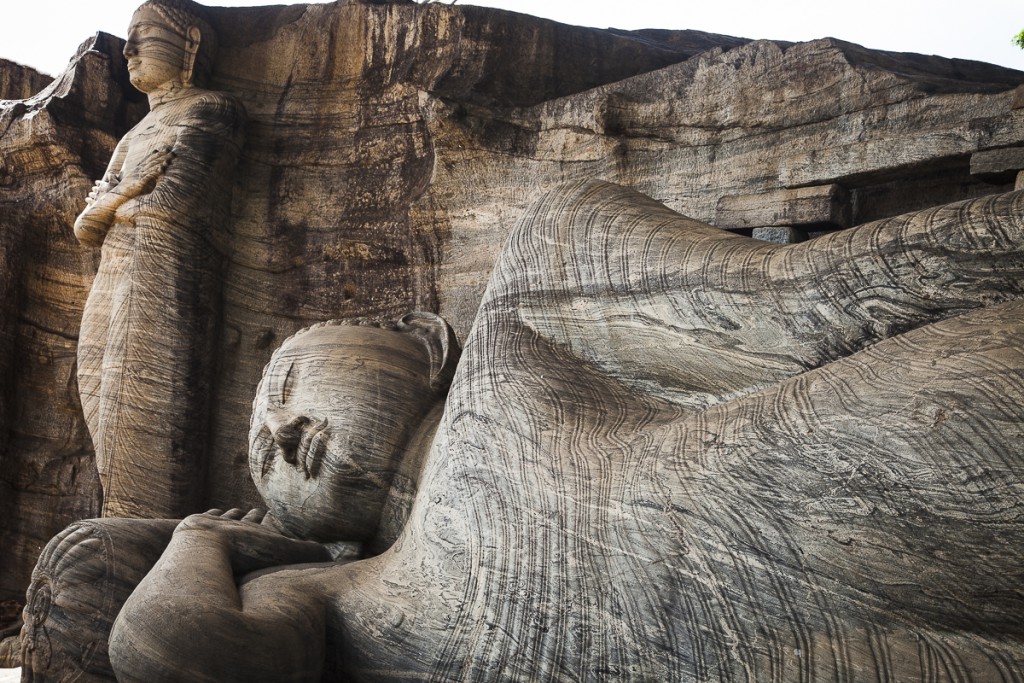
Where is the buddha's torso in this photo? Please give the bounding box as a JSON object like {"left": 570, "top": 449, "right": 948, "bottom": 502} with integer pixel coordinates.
{"left": 117, "top": 90, "right": 205, "bottom": 175}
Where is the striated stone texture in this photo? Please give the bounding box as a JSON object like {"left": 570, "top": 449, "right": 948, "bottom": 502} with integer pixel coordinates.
{"left": 1, "top": 0, "right": 1023, "bottom": 611}
{"left": 74, "top": 2, "right": 247, "bottom": 521}
{"left": 19, "top": 519, "right": 177, "bottom": 679}
{"left": 972, "top": 146, "right": 1024, "bottom": 180}
{"left": 427, "top": 39, "right": 1024, "bottom": 330}
{"left": 0, "top": 34, "right": 145, "bottom": 605}
{"left": 22, "top": 181, "right": 1024, "bottom": 682}
{"left": 389, "top": 181, "right": 1024, "bottom": 681}
{"left": 0, "top": 59, "right": 50, "bottom": 101}
{"left": 194, "top": 1, "right": 743, "bottom": 512}
{"left": 716, "top": 185, "right": 852, "bottom": 231}
{"left": 427, "top": 181, "right": 1024, "bottom": 680}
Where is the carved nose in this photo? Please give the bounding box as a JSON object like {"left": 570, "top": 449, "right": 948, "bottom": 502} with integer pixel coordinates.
{"left": 269, "top": 413, "right": 309, "bottom": 464}
{"left": 123, "top": 41, "right": 137, "bottom": 59}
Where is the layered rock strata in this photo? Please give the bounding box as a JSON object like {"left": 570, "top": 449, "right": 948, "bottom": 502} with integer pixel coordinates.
{"left": 0, "top": 0, "right": 1022, "bottom": 611}
{"left": 22, "top": 181, "right": 1024, "bottom": 682}
{"left": 0, "top": 59, "right": 50, "bottom": 101}
{"left": 0, "top": 33, "right": 145, "bottom": 605}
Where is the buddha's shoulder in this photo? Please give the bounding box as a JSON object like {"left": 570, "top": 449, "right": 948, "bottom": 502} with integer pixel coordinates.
{"left": 180, "top": 88, "right": 247, "bottom": 124}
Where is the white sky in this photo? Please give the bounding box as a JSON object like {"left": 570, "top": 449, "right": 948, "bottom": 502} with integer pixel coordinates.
{"left": 1, "top": 0, "right": 1022, "bottom": 77}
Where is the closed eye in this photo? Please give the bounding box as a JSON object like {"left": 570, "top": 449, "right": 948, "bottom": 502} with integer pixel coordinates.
{"left": 281, "top": 361, "right": 295, "bottom": 404}
{"left": 269, "top": 360, "right": 294, "bottom": 409}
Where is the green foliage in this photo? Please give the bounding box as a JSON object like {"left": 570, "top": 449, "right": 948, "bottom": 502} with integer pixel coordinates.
{"left": 1015, "top": 29, "right": 1024, "bottom": 50}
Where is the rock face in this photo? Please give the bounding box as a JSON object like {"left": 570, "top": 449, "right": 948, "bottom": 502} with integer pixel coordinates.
{"left": 0, "top": 59, "right": 50, "bottom": 100}
{"left": 1, "top": 0, "right": 1024, "bottom": 624}
{"left": 193, "top": 1, "right": 747, "bottom": 512}
{"left": 21, "top": 182, "right": 1024, "bottom": 682}
{"left": 0, "top": 33, "right": 145, "bottom": 605}
{"left": 397, "top": 181, "right": 1024, "bottom": 680}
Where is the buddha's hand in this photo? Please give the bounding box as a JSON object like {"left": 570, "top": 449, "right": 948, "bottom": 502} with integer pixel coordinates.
{"left": 176, "top": 508, "right": 331, "bottom": 575}
{"left": 115, "top": 145, "right": 175, "bottom": 200}
{"left": 85, "top": 179, "right": 113, "bottom": 205}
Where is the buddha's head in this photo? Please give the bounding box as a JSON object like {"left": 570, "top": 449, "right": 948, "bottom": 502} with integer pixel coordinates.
{"left": 124, "top": 0, "right": 217, "bottom": 93}
{"left": 248, "top": 313, "right": 460, "bottom": 543}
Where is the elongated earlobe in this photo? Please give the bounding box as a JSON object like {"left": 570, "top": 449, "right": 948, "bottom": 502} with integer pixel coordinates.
{"left": 182, "top": 26, "right": 201, "bottom": 86}
{"left": 396, "top": 312, "right": 461, "bottom": 391}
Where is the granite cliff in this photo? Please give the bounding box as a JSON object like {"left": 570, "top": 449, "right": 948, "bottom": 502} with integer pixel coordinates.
{"left": 1, "top": 0, "right": 1022, "bottom": 624}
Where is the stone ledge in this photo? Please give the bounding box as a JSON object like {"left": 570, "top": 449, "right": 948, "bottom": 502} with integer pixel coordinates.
{"left": 716, "top": 184, "right": 851, "bottom": 231}
{"left": 1013, "top": 84, "right": 1024, "bottom": 110}
{"left": 971, "top": 147, "right": 1024, "bottom": 181}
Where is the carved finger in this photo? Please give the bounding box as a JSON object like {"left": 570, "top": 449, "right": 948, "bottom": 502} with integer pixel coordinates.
{"left": 221, "top": 508, "right": 247, "bottom": 520}
{"left": 205, "top": 508, "right": 224, "bottom": 516}
{"left": 242, "top": 508, "right": 266, "bottom": 523}
{"left": 149, "top": 146, "right": 174, "bottom": 161}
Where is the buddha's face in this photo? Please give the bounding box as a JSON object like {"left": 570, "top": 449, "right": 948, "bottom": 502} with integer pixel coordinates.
{"left": 123, "top": 5, "right": 189, "bottom": 93}
{"left": 249, "top": 325, "right": 437, "bottom": 543}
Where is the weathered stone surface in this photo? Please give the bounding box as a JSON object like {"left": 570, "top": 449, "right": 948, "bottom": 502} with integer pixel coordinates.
{"left": 752, "top": 225, "right": 807, "bottom": 244}
{"left": 1013, "top": 84, "right": 1024, "bottom": 110}
{"left": 385, "top": 181, "right": 1024, "bottom": 680}
{"left": 0, "top": 599, "right": 20, "bottom": 665}
{"left": 18, "top": 519, "right": 177, "bottom": 681}
{"left": 191, "top": 3, "right": 745, "bottom": 512}
{"left": 716, "top": 184, "right": 851, "bottom": 230}
{"left": 2, "top": 0, "right": 1024, "bottom": 626}
{"left": 0, "top": 3, "right": 718, "bottom": 603}
{"left": 0, "top": 33, "right": 145, "bottom": 605}
{"left": 25, "top": 182, "right": 1024, "bottom": 681}
{"left": 0, "top": 59, "right": 49, "bottom": 100}
{"left": 971, "top": 146, "right": 1024, "bottom": 179}
{"left": 75, "top": 2, "right": 246, "bottom": 520}
{"left": 22, "top": 313, "right": 458, "bottom": 682}
{"left": 427, "top": 38, "right": 1024, "bottom": 333}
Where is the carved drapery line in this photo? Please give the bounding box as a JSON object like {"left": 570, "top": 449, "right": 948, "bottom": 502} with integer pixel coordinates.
{"left": 75, "top": 2, "right": 246, "bottom": 519}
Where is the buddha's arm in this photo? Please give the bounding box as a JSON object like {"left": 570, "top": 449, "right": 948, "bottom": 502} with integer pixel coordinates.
{"left": 109, "top": 511, "right": 331, "bottom": 683}
{"left": 72, "top": 92, "right": 244, "bottom": 247}
{"left": 73, "top": 145, "right": 173, "bottom": 246}
{"left": 147, "top": 93, "right": 245, "bottom": 218}
{"left": 502, "top": 182, "right": 1024, "bottom": 408}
